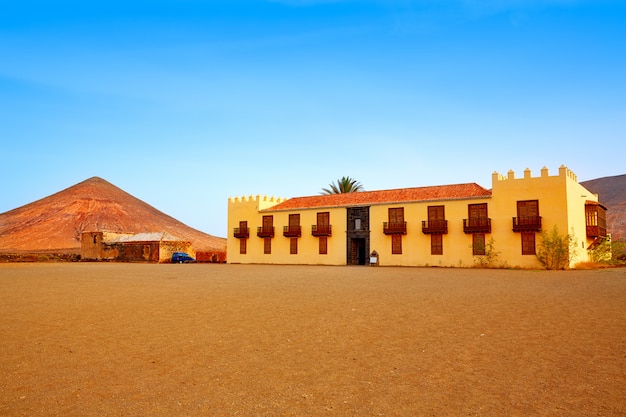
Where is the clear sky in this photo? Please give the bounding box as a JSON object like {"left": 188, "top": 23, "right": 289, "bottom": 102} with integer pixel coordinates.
{"left": 1, "top": 0, "right": 625, "bottom": 237}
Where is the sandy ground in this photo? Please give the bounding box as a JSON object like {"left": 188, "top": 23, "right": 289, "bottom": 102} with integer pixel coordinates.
{"left": 0, "top": 263, "right": 624, "bottom": 417}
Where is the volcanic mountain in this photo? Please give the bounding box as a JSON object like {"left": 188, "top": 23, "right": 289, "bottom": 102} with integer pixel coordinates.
{"left": 0, "top": 177, "right": 226, "bottom": 254}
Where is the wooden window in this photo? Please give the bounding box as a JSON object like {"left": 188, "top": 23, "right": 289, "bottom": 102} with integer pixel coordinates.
{"left": 468, "top": 203, "right": 488, "bottom": 219}
{"left": 517, "top": 200, "right": 539, "bottom": 227}
{"left": 431, "top": 234, "right": 443, "bottom": 255}
{"left": 317, "top": 212, "right": 329, "bottom": 227}
{"left": 427, "top": 205, "right": 446, "bottom": 233}
{"left": 257, "top": 216, "right": 275, "bottom": 237}
{"left": 240, "top": 238, "right": 247, "bottom": 255}
{"left": 288, "top": 214, "right": 300, "bottom": 234}
{"left": 465, "top": 203, "right": 490, "bottom": 233}
{"left": 235, "top": 220, "right": 249, "bottom": 239}
{"left": 585, "top": 204, "right": 606, "bottom": 229}
{"left": 473, "top": 233, "right": 486, "bottom": 256}
{"left": 290, "top": 238, "right": 298, "bottom": 255}
{"left": 521, "top": 232, "right": 535, "bottom": 255}
{"left": 386, "top": 207, "right": 406, "bottom": 234}
{"left": 428, "top": 205, "right": 445, "bottom": 221}
{"left": 313, "top": 212, "right": 331, "bottom": 236}
{"left": 585, "top": 203, "right": 607, "bottom": 237}
{"left": 392, "top": 234, "right": 402, "bottom": 254}
{"left": 513, "top": 200, "right": 541, "bottom": 232}
{"left": 389, "top": 207, "right": 404, "bottom": 224}
{"left": 319, "top": 236, "right": 328, "bottom": 254}
{"left": 284, "top": 214, "right": 301, "bottom": 237}
{"left": 517, "top": 200, "right": 539, "bottom": 218}
{"left": 264, "top": 238, "right": 271, "bottom": 254}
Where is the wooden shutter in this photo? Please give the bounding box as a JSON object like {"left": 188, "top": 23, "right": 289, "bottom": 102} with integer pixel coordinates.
{"left": 264, "top": 238, "right": 271, "bottom": 254}
{"left": 468, "top": 203, "right": 487, "bottom": 219}
{"left": 428, "top": 205, "right": 445, "bottom": 221}
{"left": 473, "top": 233, "right": 486, "bottom": 256}
{"left": 517, "top": 200, "right": 539, "bottom": 217}
{"left": 392, "top": 234, "right": 402, "bottom": 254}
{"left": 317, "top": 212, "right": 329, "bottom": 227}
{"left": 431, "top": 234, "right": 443, "bottom": 255}
{"left": 389, "top": 208, "right": 404, "bottom": 224}
{"left": 319, "top": 236, "right": 328, "bottom": 254}
{"left": 289, "top": 214, "right": 300, "bottom": 227}
{"left": 521, "top": 232, "right": 535, "bottom": 255}
{"left": 290, "top": 238, "right": 298, "bottom": 255}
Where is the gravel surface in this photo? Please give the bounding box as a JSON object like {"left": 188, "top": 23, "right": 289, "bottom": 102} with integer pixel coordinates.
{"left": 1, "top": 263, "right": 624, "bottom": 416}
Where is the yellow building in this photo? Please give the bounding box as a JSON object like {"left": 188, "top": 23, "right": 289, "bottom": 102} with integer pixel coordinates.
{"left": 227, "top": 165, "right": 607, "bottom": 268}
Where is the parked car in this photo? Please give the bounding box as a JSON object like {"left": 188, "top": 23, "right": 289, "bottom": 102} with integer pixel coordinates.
{"left": 171, "top": 252, "right": 196, "bottom": 263}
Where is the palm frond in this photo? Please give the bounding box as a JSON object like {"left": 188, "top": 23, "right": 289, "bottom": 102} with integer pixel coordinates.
{"left": 320, "top": 176, "right": 364, "bottom": 194}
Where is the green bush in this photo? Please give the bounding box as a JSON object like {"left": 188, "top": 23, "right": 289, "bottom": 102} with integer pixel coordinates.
{"left": 588, "top": 237, "right": 612, "bottom": 263}
{"left": 610, "top": 238, "right": 626, "bottom": 263}
{"left": 536, "top": 226, "right": 578, "bottom": 270}
{"left": 473, "top": 237, "right": 505, "bottom": 268}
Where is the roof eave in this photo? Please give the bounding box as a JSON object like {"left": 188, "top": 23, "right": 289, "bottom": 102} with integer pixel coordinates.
{"left": 262, "top": 194, "right": 492, "bottom": 212}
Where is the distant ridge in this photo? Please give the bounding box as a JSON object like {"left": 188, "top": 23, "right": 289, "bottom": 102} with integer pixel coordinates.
{"left": 581, "top": 174, "right": 626, "bottom": 240}
{"left": 0, "top": 177, "right": 226, "bottom": 253}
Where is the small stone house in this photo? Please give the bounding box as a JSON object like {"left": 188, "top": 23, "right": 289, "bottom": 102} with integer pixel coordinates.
{"left": 81, "top": 231, "right": 193, "bottom": 263}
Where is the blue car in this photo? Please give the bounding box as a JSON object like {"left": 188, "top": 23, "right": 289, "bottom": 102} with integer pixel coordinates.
{"left": 171, "top": 252, "right": 196, "bottom": 263}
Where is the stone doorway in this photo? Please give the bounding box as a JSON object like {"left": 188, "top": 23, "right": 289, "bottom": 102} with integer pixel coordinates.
{"left": 346, "top": 206, "right": 370, "bottom": 265}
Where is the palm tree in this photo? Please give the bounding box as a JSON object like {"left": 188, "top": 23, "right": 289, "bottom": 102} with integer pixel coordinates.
{"left": 321, "top": 176, "right": 364, "bottom": 194}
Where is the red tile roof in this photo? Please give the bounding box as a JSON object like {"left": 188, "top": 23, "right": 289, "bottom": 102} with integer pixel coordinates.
{"left": 264, "top": 183, "right": 492, "bottom": 212}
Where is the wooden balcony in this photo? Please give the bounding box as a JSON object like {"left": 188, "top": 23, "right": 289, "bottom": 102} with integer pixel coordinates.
{"left": 463, "top": 218, "right": 491, "bottom": 234}
{"left": 312, "top": 225, "right": 332, "bottom": 237}
{"left": 257, "top": 226, "right": 275, "bottom": 238}
{"left": 585, "top": 203, "right": 607, "bottom": 238}
{"left": 283, "top": 225, "right": 302, "bottom": 238}
{"left": 383, "top": 221, "right": 407, "bottom": 235}
{"left": 421, "top": 220, "right": 448, "bottom": 234}
{"left": 512, "top": 216, "right": 542, "bottom": 232}
{"left": 233, "top": 227, "right": 249, "bottom": 239}
{"left": 586, "top": 225, "right": 607, "bottom": 238}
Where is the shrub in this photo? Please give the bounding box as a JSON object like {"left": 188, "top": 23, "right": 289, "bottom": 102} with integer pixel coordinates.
{"left": 611, "top": 238, "right": 626, "bottom": 263}
{"left": 588, "top": 236, "right": 612, "bottom": 264}
{"left": 587, "top": 236, "right": 626, "bottom": 265}
{"left": 536, "top": 226, "right": 578, "bottom": 270}
{"left": 473, "top": 237, "right": 506, "bottom": 268}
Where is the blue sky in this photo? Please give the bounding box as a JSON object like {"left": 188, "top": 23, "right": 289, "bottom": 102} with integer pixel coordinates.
{"left": 1, "top": 0, "right": 625, "bottom": 237}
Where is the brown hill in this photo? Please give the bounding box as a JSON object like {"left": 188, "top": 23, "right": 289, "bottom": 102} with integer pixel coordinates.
{"left": 581, "top": 174, "right": 626, "bottom": 240}
{"left": 0, "top": 177, "right": 226, "bottom": 254}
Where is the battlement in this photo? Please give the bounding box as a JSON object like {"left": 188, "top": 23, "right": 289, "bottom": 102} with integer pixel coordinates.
{"left": 558, "top": 164, "right": 578, "bottom": 181}
{"left": 229, "top": 195, "right": 287, "bottom": 204}
{"left": 492, "top": 165, "right": 578, "bottom": 183}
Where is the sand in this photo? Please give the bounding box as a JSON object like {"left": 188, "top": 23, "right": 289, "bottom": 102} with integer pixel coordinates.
{"left": 0, "top": 263, "right": 624, "bottom": 416}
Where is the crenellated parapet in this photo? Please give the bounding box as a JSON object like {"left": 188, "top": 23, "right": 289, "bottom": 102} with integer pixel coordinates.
{"left": 491, "top": 171, "right": 507, "bottom": 182}
{"left": 228, "top": 194, "right": 288, "bottom": 211}
{"left": 229, "top": 195, "right": 287, "bottom": 204}
{"left": 492, "top": 165, "right": 579, "bottom": 183}
{"left": 558, "top": 164, "right": 578, "bottom": 182}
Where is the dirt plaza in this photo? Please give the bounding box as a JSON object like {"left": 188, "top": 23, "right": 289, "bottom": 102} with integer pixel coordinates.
{"left": 0, "top": 263, "right": 624, "bottom": 416}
